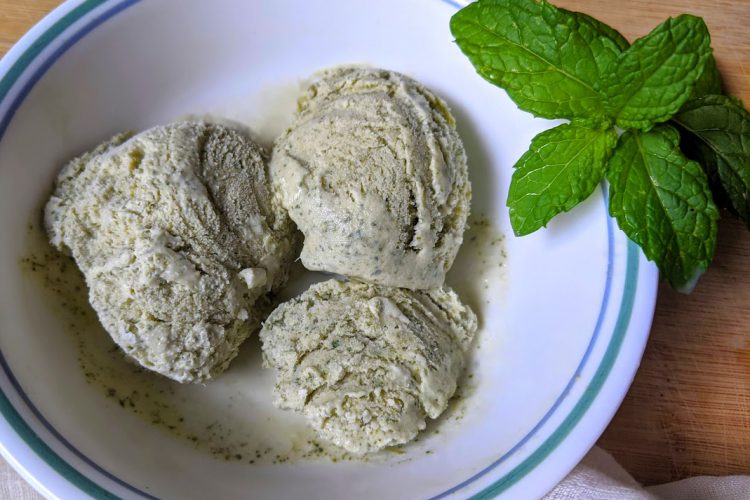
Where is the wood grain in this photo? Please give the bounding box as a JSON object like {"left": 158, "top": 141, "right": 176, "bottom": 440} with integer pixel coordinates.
{"left": 551, "top": 0, "right": 750, "bottom": 485}
{"left": 0, "top": 0, "right": 60, "bottom": 56}
{"left": 0, "top": 0, "right": 748, "bottom": 488}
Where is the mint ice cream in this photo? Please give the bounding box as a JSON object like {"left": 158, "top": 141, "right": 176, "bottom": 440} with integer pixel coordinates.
{"left": 270, "top": 67, "right": 471, "bottom": 289}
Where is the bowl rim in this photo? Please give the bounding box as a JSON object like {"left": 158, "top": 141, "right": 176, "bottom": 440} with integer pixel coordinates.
{"left": 0, "top": 1, "right": 659, "bottom": 498}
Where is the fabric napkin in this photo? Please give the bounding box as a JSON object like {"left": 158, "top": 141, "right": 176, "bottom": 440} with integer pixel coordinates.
{"left": 545, "top": 446, "right": 750, "bottom": 499}
{"left": 0, "top": 457, "right": 42, "bottom": 500}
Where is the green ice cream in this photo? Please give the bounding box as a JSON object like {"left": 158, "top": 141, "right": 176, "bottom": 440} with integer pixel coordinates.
{"left": 45, "top": 120, "right": 298, "bottom": 383}
{"left": 260, "top": 279, "right": 477, "bottom": 454}
{"left": 271, "top": 67, "right": 471, "bottom": 290}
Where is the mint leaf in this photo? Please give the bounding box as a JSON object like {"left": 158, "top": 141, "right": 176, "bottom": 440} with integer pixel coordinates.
{"left": 674, "top": 95, "right": 750, "bottom": 225}
{"left": 561, "top": 9, "right": 629, "bottom": 52}
{"left": 450, "top": 0, "right": 614, "bottom": 121}
{"left": 690, "top": 54, "right": 722, "bottom": 99}
{"left": 508, "top": 123, "right": 617, "bottom": 236}
{"left": 560, "top": 9, "right": 629, "bottom": 78}
{"left": 601, "top": 15, "right": 712, "bottom": 130}
{"left": 607, "top": 125, "right": 718, "bottom": 289}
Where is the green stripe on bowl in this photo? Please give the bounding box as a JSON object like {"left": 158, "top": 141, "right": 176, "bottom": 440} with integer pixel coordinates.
{"left": 0, "top": 389, "right": 119, "bottom": 499}
{"left": 0, "top": 0, "right": 107, "bottom": 106}
{"left": 0, "top": 1, "right": 131, "bottom": 498}
{"left": 472, "top": 240, "right": 639, "bottom": 498}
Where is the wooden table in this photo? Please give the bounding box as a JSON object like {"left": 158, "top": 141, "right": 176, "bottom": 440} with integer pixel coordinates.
{"left": 0, "top": 0, "right": 749, "bottom": 489}
{"left": 553, "top": 0, "right": 750, "bottom": 485}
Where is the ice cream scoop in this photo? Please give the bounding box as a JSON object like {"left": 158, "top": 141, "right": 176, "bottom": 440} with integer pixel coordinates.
{"left": 270, "top": 66, "right": 471, "bottom": 289}
{"left": 45, "top": 120, "right": 298, "bottom": 383}
{"left": 260, "top": 279, "right": 477, "bottom": 454}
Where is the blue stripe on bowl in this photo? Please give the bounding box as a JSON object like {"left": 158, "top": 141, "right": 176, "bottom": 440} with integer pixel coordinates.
{"left": 0, "top": 2, "right": 155, "bottom": 498}
{"left": 433, "top": 185, "right": 620, "bottom": 499}
{"left": 472, "top": 240, "right": 638, "bottom": 498}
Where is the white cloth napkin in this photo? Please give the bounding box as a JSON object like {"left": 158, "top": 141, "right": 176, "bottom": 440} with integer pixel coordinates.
{"left": 0, "top": 457, "right": 42, "bottom": 500}
{"left": 545, "top": 446, "right": 750, "bottom": 500}
{"left": 2, "top": 446, "right": 749, "bottom": 499}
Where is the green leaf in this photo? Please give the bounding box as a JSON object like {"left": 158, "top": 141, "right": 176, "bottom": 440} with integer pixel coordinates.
{"left": 690, "top": 54, "right": 722, "bottom": 99}
{"left": 607, "top": 125, "right": 718, "bottom": 290}
{"left": 508, "top": 123, "right": 617, "bottom": 236}
{"left": 601, "top": 15, "right": 712, "bottom": 130}
{"left": 560, "top": 9, "right": 630, "bottom": 52}
{"left": 674, "top": 95, "right": 750, "bottom": 225}
{"left": 450, "top": 0, "right": 616, "bottom": 121}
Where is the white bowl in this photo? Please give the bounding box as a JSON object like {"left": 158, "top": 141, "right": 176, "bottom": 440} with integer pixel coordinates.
{"left": 0, "top": 1, "right": 658, "bottom": 498}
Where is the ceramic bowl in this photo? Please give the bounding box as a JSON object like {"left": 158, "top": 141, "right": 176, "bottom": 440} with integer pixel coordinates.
{"left": 0, "top": 1, "right": 658, "bottom": 498}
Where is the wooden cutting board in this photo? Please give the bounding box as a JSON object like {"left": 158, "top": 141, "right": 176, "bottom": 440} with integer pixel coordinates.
{"left": 0, "top": 0, "right": 748, "bottom": 487}
{"left": 552, "top": 0, "right": 750, "bottom": 485}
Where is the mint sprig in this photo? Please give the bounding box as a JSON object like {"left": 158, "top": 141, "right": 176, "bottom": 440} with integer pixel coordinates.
{"left": 450, "top": 0, "right": 749, "bottom": 291}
